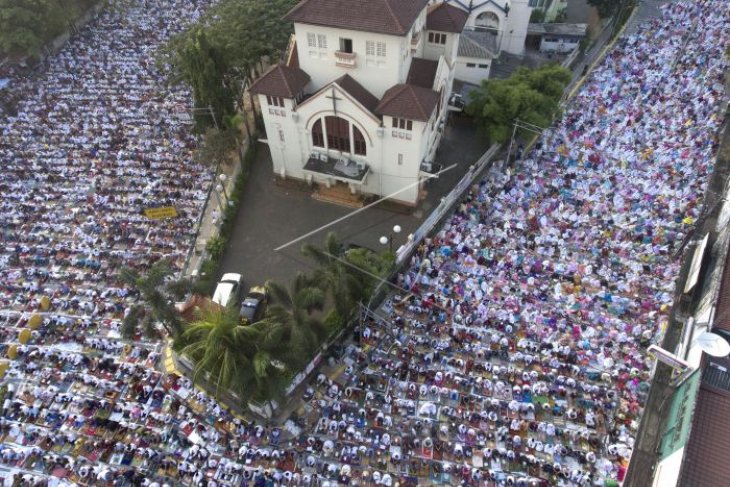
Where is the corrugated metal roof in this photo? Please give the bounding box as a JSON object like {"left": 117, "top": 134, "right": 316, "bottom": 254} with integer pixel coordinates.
{"left": 712, "top": 243, "right": 730, "bottom": 332}
{"left": 527, "top": 23, "right": 588, "bottom": 37}
{"left": 458, "top": 29, "right": 498, "bottom": 59}
{"left": 703, "top": 359, "right": 730, "bottom": 393}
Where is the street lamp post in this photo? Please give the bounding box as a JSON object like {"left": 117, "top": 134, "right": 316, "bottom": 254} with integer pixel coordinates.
{"left": 380, "top": 224, "right": 402, "bottom": 253}
{"left": 218, "top": 173, "right": 229, "bottom": 201}
{"left": 215, "top": 183, "right": 226, "bottom": 213}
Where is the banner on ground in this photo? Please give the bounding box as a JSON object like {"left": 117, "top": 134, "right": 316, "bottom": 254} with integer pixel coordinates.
{"left": 144, "top": 206, "right": 178, "bottom": 219}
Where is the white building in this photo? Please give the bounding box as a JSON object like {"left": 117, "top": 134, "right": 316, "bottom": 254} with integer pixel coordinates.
{"left": 527, "top": 22, "right": 587, "bottom": 54}
{"left": 251, "top": 0, "right": 469, "bottom": 207}
{"left": 445, "top": 0, "right": 534, "bottom": 80}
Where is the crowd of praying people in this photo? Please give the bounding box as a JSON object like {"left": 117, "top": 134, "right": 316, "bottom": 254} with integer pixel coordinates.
{"left": 0, "top": 0, "right": 727, "bottom": 485}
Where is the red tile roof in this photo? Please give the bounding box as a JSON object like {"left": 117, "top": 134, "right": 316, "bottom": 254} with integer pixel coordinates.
{"left": 283, "top": 0, "right": 429, "bottom": 36}
{"left": 406, "top": 58, "right": 439, "bottom": 89}
{"left": 678, "top": 359, "right": 730, "bottom": 486}
{"left": 712, "top": 242, "right": 730, "bottom": 332}
{"left": 375, "top": 84, "right": 439, "bottom": 122}
{"left": 334, "top": 74, "right": 379, "bottom": 113}
{"left": 426, "top": 2, "right": 468, "bottom": 33}
{"left": 250, "top": 64, "right": 310, "bottom": 98}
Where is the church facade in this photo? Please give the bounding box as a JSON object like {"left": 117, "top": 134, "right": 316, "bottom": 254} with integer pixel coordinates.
{"left": 251, "top": 0, "right": 469, "bottom": 206}
{"left": 250, "top": 0, "right": 533, "bottom": 206}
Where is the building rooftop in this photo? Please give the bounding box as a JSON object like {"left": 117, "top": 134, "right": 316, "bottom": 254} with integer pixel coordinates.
{"left": 677, "top": 358, "right": 730, "bottom": 486}
{"left": 376, "top": 83, "right": 439, "bottom": 122}
{"left": 426, "top": 2, "right": 468, "bottom": 33}
{"left": 250, "top": 63, "right": 310, "bottom": 98}
{"left": 458, "top": 28, "right": 498, "bottom": 59}
{"left": 283, "top": 0, "right": 430, "bottom": 36}
{"left": 333, "top": 74, "right": 380, "bottom": 113}
{"left": 406, "top": 58, "right": 439, "bottom": 89}
{"left": 712, "top": 242, "right": 730, "bottom": 334}
{"left": 527, "top": 23, "right": 589, "bottom": 37}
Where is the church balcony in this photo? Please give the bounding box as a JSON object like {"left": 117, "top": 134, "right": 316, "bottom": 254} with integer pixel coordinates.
{"left": 303, "top": 152, "right": 369, "bottom": 183}
{"left": 334, "top": 51, "right": 357, "bottom": 68}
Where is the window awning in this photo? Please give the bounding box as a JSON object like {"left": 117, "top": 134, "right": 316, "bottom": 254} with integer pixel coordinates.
{"left": 303, "top": 153, "right": 369, "bottom": 184}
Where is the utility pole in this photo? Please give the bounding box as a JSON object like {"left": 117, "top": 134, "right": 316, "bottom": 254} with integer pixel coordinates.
{"left": 506, "top": 119, "right": 547, "bottom": 164}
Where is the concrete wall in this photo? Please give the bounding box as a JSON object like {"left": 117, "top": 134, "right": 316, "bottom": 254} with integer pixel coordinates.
{"left": 504, "top": 0, "right": 533, "bottom": 55}
{"left": 455, "top": 56, "right": 491, "bottom": 84}
{"left": 540, "top": 35, "right": 581, "bottom": 53}
{"left": 463, "top": 0, "right": 532, "bottom": 56}
{"left": 423, "top": 30, "right": 459, "bottom": 64}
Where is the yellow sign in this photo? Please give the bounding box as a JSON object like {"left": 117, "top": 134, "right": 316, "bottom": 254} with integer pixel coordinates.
{"left": 144, "top": 206, "right": 178, "bottom": 220}
{"left": 39, "top": 296, "right": 51, "bottom": 311}
{"left": 144, "top": 206, "right": 177, "bottom": 220}
{"left": 7, "top": 345, "right": 17, "bottom": 360}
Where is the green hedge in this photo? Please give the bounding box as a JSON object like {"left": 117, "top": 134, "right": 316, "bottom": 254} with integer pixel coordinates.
{"left": 194, "top": 139, "right": 258, "bottom": 295}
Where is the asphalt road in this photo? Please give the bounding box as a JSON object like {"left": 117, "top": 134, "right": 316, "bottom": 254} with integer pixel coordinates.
{"left": 217, "top": 115, "right": 491, "bottom": 291}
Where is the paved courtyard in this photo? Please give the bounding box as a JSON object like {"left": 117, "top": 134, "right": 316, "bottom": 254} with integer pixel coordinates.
{"left": 217, "top": 115, "right": 491, "bottom": 289}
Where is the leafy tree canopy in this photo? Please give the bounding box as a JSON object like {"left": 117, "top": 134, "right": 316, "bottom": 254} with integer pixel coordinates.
{"left": 119, "top": 259, "right": 192, "bottom": 339}
{"left": 0, "top": 0, "right": 91, "bottom": 58}
{"left": 588, "top": 0, "right": 621, "bottom": 19}
{"left": 465, "top": 64, "right": 571, "bottom": 144}
{"left": 160, "top": 0, "right": 297, "bottom": 131}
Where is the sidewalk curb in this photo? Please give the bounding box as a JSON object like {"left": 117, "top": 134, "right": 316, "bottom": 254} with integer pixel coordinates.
{"left": 563, "top": 6, "right": 639, "bottom": 102}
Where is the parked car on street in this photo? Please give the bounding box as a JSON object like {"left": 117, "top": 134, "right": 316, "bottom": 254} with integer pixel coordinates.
{"left": 212, "top": 273, "right": 242, "bottom": 308}
{"left": 240, "top": 285, "right": 268, "bottom": 323}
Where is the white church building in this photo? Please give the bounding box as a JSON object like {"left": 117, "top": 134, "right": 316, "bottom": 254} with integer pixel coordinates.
{"left": 450, "top": 0, "right": 535, "bottom": 83}
{"left": 251, "top": 0, "right": 533, "bottom": 206}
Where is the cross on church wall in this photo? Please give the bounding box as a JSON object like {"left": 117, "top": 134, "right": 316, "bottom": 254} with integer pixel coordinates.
{"left": 325, "top": 87, "right": 343, "bottom": 115}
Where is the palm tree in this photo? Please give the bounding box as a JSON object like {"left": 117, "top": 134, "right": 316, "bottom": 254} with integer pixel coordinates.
{"left": 119, "top": 260, "right": 192, "bottom": 339}
{"left": 258, "top": 273, "right": 326, "bottom": 365}
{"left": 302, "top": 233, "right": 395, "bottom": 320}
{"left": 181, "top": 304, "right": 287, "bottom": 401}
{"left": 301, "top": 233, "right": 365, "bottom": 320}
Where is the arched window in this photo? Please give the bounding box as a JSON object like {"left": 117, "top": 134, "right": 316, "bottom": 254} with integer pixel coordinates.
{"left": 353, "top": 125, "right": 366, "bottom": 156}
{"left": 312, "top": 119, "right": 324, "bottom": 147}
{"left": 475, "top": 11, "right": 500, "bottom": 31}
{"left": 325, "top": 116, "right": 350, "bottom": 153}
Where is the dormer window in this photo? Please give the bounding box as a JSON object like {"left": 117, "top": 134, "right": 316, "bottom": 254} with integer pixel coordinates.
{"left": 267, "top": 96, "right": 285, "bottom": 107}
{"left": 392, "top": 118, "right": 413, "bottom": 131}
{"left": 428, "top": 32, "right": 447, "bottom": 45}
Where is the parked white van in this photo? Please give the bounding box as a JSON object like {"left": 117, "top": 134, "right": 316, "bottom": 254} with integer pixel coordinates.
{"left": 212, "top": 273, "right": 242, "bottom": 308}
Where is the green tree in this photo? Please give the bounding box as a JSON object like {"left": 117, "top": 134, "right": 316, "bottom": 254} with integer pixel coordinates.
{"left": 194, "top": 126, "right": 239, "bottom": 167}
{"left": 210, "top": 0, "right": 297, "bottom": 73}
{"left": 258, "top": 274, "right": 326, "bottom": 364}
{"left": 169, "top": 27, "right": 236, "bottom": 131}
{"left": 301, "top": 233, "right": 363, "bottom": 320}
{"left": 466, "top": 64, "right": 571, "bottom": 144}
{"left": 0, "top": 0, "right": 67, "bottom": 57}
{"left": 529, "top": 8, "right": 545, "bottom": 23}
{"left": 181, "top": 304, "right": 288, "bottom": 401}
{"left": 302, "top": 233, "right": 396, "bottom": 335}
{"left": 161, "top": 0, "right": 297, "bottom": 126}
{"left": 119, "top": 260, "right": 192, "bottom": 339}
{"left": 587, "top": 0, "right": 631, "bottom": 19}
